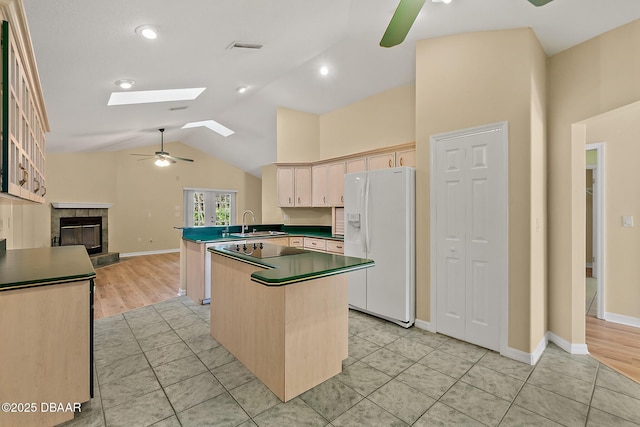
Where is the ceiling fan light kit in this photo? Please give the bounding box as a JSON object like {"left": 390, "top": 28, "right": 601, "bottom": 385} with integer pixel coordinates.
{"left": 130, "top": 128, "right": 195, "bottom": 167}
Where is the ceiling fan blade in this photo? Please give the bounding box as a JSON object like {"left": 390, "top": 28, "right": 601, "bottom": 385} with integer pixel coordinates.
{"left": 380, "top": 0, "right": 426, "bottom": 48}
{"left": 165, "top": 154, "right": 194, "bottom": 163}
{"left": 130, "top": 153, "right": 153, "bottom": 157}
{"left": 527, "top": 0, "right": 554, "bottom": 6}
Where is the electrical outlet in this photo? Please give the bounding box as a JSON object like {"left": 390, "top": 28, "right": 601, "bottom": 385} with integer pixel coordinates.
{"left": 623, "top": 216, "right": 634, "bottom": 227}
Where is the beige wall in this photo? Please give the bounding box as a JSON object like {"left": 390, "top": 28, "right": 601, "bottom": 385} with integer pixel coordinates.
{"left": 4, "top": 141, "right": 262, "bottom": 253}
{"left": 415, "top": 28, "right": 547, "bottom": 353}
{"left": 548, "top": 19, "right": 640, "bottom": 343}
{"left": 583, "top": 102, "right": 640, "bottom": 319}
{"left": 319, "top": 84, "right": 416, "bottom": 159}
{"left": 276, "top": 108, "right": 320, "bottom": 162}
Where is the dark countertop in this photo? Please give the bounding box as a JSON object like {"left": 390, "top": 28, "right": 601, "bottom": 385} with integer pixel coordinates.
{"left": 181, "top": 224, "right": 343, "bottom": 244}
{"left": 0, "top": 245, "right": 96, "bottom": 291}
{"left": 208, "top": 243, "right": 373, "bottom": 286}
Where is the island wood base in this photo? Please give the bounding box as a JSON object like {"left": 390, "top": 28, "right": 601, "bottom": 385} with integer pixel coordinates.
{"left": 210, "top": 253, "right": 348, "bottom": 401}
{"left": 0, "top": 280, "right": 90, "bottom": 427}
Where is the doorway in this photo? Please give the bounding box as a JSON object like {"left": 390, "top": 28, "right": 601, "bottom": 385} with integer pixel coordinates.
{"left": 430, "top": 122, "right": 508, "bottom": 353}
{"left": 585, "top": 144, "right": 604, "bottom": 320}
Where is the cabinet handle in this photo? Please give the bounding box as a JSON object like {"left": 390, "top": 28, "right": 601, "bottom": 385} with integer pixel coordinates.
{"left": 323, "top": 196, "right": 325, "bottom": 203}
{"left": 289, "top": 197, "right": 291, "bottom": 204}
{"left": 341, "top": 195, "right": 343, "bottom": 203}
{"left": 33, "top": 178, "right": 40, "bottom": 193}
{"left": 18, "top": 163, "right": 27, "bottom": 186}
{"left": 297, "top": 197, "right": 301, "bottom": 204}
{"left": 337, "top": 245, "right": 343, "bottom": 249}
{"left": 388, "top": 159, "right": 392, "bottom": 167}
{"left": 311, "top": 242, "right": 317, "bottom": 246}
{"left": 400, "top": 157, "right": 404, "bottom": 166}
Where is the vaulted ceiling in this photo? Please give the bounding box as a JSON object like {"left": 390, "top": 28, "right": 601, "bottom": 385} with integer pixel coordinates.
{"left": 22, "top": 0, "right": 640, "bottom": 176}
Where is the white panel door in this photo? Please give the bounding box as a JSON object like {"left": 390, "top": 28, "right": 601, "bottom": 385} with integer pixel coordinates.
{"left": 435, "top": 141, "right": 467, "bottom": 340}
{"left": 434, "top": 126, "right": 506, "bottom": 352}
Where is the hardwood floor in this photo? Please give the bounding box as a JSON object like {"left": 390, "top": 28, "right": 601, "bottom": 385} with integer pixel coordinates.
{"left": 94, "top": 252, "right": 180, "bottom": 319}
{"left": 586, "top": 315, "right": 640, "bottom": 384}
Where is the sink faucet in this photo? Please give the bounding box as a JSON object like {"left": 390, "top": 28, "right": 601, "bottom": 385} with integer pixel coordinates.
{"left": 241, "top": 210, "right": 255, "bottom": 233}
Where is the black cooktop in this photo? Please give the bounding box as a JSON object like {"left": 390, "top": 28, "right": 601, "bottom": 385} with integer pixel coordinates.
{"left": 223, "top": 242, "right": 308, "bottom": 258}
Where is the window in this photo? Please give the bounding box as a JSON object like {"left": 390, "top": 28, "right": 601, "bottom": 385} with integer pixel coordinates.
{"left": 184, "top": 188, "right": 236, "bottom": 227}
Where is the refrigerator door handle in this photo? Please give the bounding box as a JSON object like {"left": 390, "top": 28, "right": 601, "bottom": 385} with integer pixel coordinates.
{"left": 364, "top": 175, "right": 370, "bottom": 253}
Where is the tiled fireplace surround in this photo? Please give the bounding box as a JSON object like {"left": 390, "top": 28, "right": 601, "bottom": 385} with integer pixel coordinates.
{"left": 51, "top": 202, "right": 118, "bottom": 266}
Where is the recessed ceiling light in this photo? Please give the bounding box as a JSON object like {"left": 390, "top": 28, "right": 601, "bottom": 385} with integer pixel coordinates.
{"left": 107, "top": 87, "right": 206, "bottom": 106}
{"left": 237, "top": 86, "right": 247, "bottom": 94}
{"left": 135, "top": 25, "right": 159, "bottom": 40}
{"left": 114, "top": 79, "right": 135, "bottom": 89}
{"left": 320, "top": 66, "right": 329, "bottom": 76}
{"left": 432, "top": 0, "right": 452, "bottom": 3}
{"left": 182, "top": 120, "right": 234, "bottom": 137}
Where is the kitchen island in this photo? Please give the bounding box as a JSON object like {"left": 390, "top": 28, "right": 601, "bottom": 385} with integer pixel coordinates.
{"left": 207, "top": 243, "right": 373, "bottom": 401}
{"left": 0, "top": 245, "right": 95, "bottom": 427}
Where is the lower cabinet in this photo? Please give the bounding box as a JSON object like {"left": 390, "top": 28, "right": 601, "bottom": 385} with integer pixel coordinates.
{"left": 0, "top": 280, "right": 91, "bottom": 426}
{"left": 303, "top": 237, "right": 344, "bottom": 254}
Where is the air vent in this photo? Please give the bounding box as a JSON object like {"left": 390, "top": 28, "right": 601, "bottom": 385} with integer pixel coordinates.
{"left": 226, "top": 41, "right": 263, "bottom": 50}
{"left": 170, "top": 106, "right": 188, "bottom": 111}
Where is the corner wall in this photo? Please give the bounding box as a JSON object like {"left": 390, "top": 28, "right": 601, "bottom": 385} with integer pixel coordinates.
{"left": 415, "top": 28, "right": 547, "bottom": 353}
{"left": 547, "top": 19, "right": 640, "bottom": 344}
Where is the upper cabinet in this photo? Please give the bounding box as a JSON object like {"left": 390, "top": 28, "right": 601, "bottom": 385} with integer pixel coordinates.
{"left": 277, "top": 165, "right": 311, "bottom": 207}
{"left": 276, "top": 143, "right": 414, "bottom": 209}
{"left": 311, "top": 164, "right": 327, "bottom": 207}
{"left": 327, "top": 161, "right": 345, "bottom": 206}
{"left": 396, "top": 148, "right": 416, "bottom": 168}
{"left": 0, "top": 6, "right": 50, "bottom": 203}
{"left": 367, "top": 151, "right": 395, "bottom": 170}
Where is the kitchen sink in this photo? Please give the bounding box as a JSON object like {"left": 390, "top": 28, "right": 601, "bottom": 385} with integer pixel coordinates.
{"left": 229, "top": 230, "right": 288, "bottom": 238}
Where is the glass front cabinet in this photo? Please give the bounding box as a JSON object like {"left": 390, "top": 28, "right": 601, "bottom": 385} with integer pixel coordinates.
{"left": 1, "top": 15, "right": 49, "bottom": 203}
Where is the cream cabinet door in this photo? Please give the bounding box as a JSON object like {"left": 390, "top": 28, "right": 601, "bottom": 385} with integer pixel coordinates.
{"left": 327, "top": 161, "right": 346, "bottom": 206}
{"left": 294, "top": 166, "right": 312, "bottom": 207}
{"left": 346, "top": 157, "right": 366, "bottom": 174}
{"left": 396, "top": 148, "right": 416, "bottom": 167}
{"left": 312, "top": 164, "right": 328, "bottom": 207}
{"left": 367, "top": 152, "right": 395, "bottom": 170}
{"left": 277, "top": 167, "right": 295, "bottom": 207}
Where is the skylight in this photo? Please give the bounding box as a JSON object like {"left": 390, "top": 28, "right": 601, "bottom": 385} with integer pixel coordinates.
{"left": 182, "top": 120, "right": 235, "bottom": 137}
{"left": 107, "top": 88, "right": 206, "bottom": 106}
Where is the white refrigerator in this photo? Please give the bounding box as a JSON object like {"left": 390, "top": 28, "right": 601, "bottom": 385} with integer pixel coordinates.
{"left": 344, "top": 166, "right": 415, "bottom": 327}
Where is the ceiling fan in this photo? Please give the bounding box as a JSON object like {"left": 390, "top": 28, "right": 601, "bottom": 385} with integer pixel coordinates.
{"left": 380, "top": 0, "right": 554, "bottom": 48}
{"left": 130, "top": 128, "right": 194, "bottom": 167}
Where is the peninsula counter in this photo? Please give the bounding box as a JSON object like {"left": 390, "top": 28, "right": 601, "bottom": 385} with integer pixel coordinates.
{"left": 207, "top": 243, "right": 373, "bottom": 401}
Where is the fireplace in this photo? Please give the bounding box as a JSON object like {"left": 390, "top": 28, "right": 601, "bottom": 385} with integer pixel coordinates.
{"left": 59, "top": 216, "right": 102, "bottom": 254}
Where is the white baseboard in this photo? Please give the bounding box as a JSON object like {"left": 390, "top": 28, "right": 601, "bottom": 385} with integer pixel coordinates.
{"left": 547, "top": 331, "right": 589, "bottom": 355}
{"left": 414, "top": 318, "right": 436, "bottom": 333}
{"left": 500, "top": 334, "right": 547, "bottom": 366}
{"left": 604, "top": 312, "right": 640, "bottom": 328}
{"left": 120, "top": 248, "right": 180, "bottom": 258}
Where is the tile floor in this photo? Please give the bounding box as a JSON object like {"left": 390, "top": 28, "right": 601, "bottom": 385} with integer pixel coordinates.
{"left": 61, "top": 296, "right": 640, "bottom": 427}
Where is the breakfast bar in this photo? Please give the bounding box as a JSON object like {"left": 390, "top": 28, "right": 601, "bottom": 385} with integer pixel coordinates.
{"left": 207, "top": 243, "right": 373, "bottom": 401}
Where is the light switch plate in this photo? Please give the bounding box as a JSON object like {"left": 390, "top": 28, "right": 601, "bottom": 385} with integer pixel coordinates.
{"left": 623, "top": 215, "right": 634, "bottom": 227}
